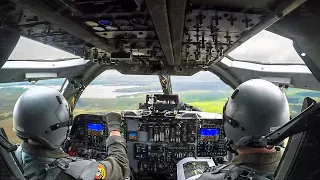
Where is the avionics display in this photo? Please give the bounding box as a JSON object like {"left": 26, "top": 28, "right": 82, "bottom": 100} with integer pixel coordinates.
{"left": 87, "top": 123, "right": 104, "bottom": 136}
{"left": 124, "top": 109, "right": 227, "bottom": 177}
{"left": 128, "top": 132, "right": 137, "bottom": 141}
{"left": 68, "top": 115, "right": 108, "bottom": 160}
{"left": 200, "top": 128, "right": 220, "bottom": 142}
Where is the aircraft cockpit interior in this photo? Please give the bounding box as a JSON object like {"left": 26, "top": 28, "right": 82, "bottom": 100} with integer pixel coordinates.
{"left": 65, "top": 94, "right": 227, "bottom": 179}
{"left": 1, "top": 0, "right": 320, "bottom": 179}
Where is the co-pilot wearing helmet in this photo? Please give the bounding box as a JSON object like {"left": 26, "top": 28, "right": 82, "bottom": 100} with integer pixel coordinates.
{"left": 13, "top": 86, "right": 130, "bottom": 180}
{"left": 199, "top": 79, "right": 290, "bottom": 180}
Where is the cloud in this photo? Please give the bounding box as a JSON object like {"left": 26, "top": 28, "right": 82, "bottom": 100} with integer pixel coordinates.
{"left": 8, "top": 37, "right": 78, "bottom": 60}
{"left": 228, "top": 30, "right": 304, "bottom": 64}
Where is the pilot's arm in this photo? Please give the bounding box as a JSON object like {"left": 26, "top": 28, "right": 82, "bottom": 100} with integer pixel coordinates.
{"left": 97, "top": 112, "right": 130, "bottom": 180}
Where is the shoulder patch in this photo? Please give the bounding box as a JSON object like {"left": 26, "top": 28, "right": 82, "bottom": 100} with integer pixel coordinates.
{"left": 95, "top": 163, "right": 107, "bottom": 180}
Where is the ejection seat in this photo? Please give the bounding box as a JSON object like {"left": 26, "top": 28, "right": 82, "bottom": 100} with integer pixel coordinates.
{"left": 0, "top": 127, "right": 25, "bottom": 180}
{"left": 274, "top": 97, "right": 320, "bottom": 180}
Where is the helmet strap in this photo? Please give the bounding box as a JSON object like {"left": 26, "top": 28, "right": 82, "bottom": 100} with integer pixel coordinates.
{"left": 223, "top": 98, "right": 240, "bottom": 128}
{"left": 48, "top": 121, "right": 70, "bottom": 133}
{"left": 224, "top": 115, "right": 240, "bottom": 128}
{"left": 226, "top": 140, "right": 239, "bottom": 155}
{"left": 42, "top": 121, "right": 70, "bottom": 149}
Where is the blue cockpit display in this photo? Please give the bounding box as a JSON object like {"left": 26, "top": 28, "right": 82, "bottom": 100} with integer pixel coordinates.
{"left": 200, "top": 128, "right": 220, "bottom": 142}
{"left": 87, "top": 123, "right": 103, "bottom": 131}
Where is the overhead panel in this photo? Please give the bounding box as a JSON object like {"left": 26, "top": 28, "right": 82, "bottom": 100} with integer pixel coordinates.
{"left": 1, "top": 0, "right": 308, "bottom": 78}
{"left": 3, "top": 0, "right": 165, "bottom": 65}
{"left": 184, "top": 0, "right": 306, "bottom": 66}
{"left": 56, "top": 0, "right": 165, "bottom": 62}
{"left": 208, "top": 0, "right": 307, "bottom": 64}
{"left": 10, "top": 0, "right": 109, "bottom": 56}
{"left": 190, "top": 0, "right": 277, "bottom": 9}
{"left": 182, "top": 5, "right": 261, "bottom": 66}
{"left": 74, "top": 1, "right": 164, "bottom": 61}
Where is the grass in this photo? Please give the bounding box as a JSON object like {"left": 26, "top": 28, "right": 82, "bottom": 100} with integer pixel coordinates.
{"left": 190, "top": 100, "right": 227, "bottom": 114}
{"left": 0, "top": 118, "right": 21, "bottom": 144}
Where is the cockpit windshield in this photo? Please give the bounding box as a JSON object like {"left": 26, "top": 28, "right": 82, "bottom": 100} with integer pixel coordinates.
{"left": 229, "top": 30, "right": 305, "bottom": 65}
{"left": 74, "top": 71, "right": 232, "bottom": 115}
{"left": 8, "top": 37, "right": 79, "bottom": 61}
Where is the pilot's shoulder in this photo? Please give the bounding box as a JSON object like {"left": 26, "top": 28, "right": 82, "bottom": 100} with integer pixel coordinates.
{"left": 14, "top": 145, "right": 23, "bottom": 165}
{"left": 57, "top": 157, "right": 99, "bottom": 180}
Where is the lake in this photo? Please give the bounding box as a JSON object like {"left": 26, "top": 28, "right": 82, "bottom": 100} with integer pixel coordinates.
{"left": 4, "top": 85, "right": 161, "bottom": 99}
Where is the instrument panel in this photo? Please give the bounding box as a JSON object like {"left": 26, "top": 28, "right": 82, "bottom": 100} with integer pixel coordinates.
{"left": 67, "top": 114, "right": 109, "bottom": 159}
{"left": 123, "top": 111, "right": 227, "bottom": 175}
{"left": 67, "top": 111, "right": 227, "bottom": 178}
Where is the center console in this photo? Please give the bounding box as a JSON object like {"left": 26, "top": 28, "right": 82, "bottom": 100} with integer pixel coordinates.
{"left": 123, "top": 110, "right": 227, "bottom": 175}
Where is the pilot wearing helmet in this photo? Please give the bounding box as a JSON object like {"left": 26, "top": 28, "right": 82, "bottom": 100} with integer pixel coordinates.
{"left": 199, "top": 79, "right": 290, "bottom": 180}
{"left": 13, "top": 86, "right": 130, "bottom": 180}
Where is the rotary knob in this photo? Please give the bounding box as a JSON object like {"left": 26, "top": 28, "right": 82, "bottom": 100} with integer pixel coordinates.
{"left": 143, "top": 163, "right": 148, "bottom": 169}
{"left": 205, "top": 143, "right": 213, "bottom": 152}
{"left": 158, "top": 163, "right": 164, "bottom": 169}
{"left": 92, "top": 136, "right": 99, "bottom": 145}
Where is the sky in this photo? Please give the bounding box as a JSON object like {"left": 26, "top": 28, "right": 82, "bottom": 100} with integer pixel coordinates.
{"left": 228, "top": 30, "right": 304, "bottom": 64}
{"left": 8, "top": 37, "right": 78, "bottom": 60}
{"left": 8, "top": 30, "right": 304, "bottom": 65}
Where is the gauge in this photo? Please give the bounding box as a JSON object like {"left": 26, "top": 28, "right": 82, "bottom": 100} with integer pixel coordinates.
{"left": 105, "top": 26, "right": 118, "bottom": 31}
{"left": 99, "top": 20, "right": 112, "bottom": 26}
{"left": 92, "top": 27, "right": 105, "bottom": 31}
{"left": 205, "top": 143, "right": 213, "bottom": 152}
{"left": 134, "top": 25, "right": 148, "bottom": 31}
{"left": 85, "top": 21, "right": 98, "bottom": 27}
{"left": 120, "top": 26, "right": 134, "bottom": 31}
{"left": 130, "top": 18, "right": 145, "bottom": 25}
{"left": 115, "top": 19, "right": 129, "bottom": 26}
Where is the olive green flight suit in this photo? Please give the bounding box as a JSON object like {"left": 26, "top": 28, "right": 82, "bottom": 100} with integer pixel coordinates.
{"left": 199, "top": 147, "right": 283, "bottom": 180}
{"left": 15, "top": 136, "right": 130, "bottom": 180}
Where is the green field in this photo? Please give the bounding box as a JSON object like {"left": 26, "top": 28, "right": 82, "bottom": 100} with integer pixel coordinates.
{"left": 0, "top": 118, "right": 21, "bottom": 143}
{"left": 190, "top": 100, "right": 227, "bottom": 114}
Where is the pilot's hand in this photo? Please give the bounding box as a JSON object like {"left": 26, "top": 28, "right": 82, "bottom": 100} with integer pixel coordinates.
{"left": 106, "top": 112, "right": 122, "bottom": 135}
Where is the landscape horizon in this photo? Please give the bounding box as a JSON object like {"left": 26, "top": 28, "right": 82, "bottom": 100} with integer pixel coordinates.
{"left": 1, "top": 70, "right": 319, "bottom": 143}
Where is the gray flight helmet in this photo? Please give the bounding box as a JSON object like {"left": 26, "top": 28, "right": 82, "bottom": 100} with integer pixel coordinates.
{"left": 223, "top": 79, "right": 290, "bottom": 149}
{"left": 13, "top": 86, "right": 72, "bottom": 149}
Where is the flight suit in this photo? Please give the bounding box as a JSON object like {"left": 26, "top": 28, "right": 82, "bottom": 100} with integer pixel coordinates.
{"left": 199, "top": 147, "right": 283, "bottom": 180}
{"left": 15, "top": 136, "right": 130, "bottom": 180}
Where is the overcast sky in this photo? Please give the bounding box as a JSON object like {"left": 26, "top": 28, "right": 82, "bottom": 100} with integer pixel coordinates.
{"left": 8, "top": 37, "right": 78, "bottom": 60}
{"left": 229, "top": 30, "right": 304, "bottom": 64}
{"left": 8, "top": 30, "right": 304, "bottom": 64}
